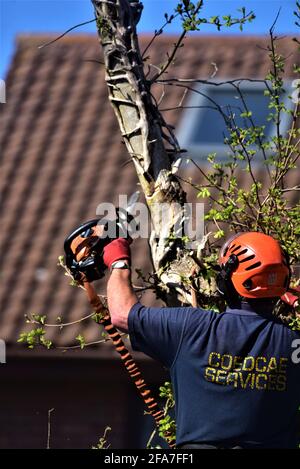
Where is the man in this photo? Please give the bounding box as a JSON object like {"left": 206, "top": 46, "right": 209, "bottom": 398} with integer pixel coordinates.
{"left": 103, "top": 232, "right": 300, "bottom": 449}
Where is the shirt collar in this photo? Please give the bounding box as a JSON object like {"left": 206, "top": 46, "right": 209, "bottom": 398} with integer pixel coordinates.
{"left": 226, "top": 300, "right": 276, "bottom": 317}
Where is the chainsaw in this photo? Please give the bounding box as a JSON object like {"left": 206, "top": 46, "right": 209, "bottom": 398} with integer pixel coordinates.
{"left": 62, "top": 194, "right": 176, "bottom": 448}
{"left": 64, "top": 196, "right": 139, "bottom": 282}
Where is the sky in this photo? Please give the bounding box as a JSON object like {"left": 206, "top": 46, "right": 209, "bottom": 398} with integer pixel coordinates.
{"left": 0, "top": 0, "right": 299, "bottom": 79}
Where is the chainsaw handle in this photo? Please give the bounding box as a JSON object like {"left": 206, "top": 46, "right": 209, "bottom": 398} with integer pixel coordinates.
{"left": 63, "top": 209, "right": 136, "bottom": 282}
{"left": 64, "top": 218, "right": 102, "bottom": 258}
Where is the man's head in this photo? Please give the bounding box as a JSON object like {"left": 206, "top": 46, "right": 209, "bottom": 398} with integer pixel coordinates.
{"left": 217, "top": 232, "right": 290, "bottom": 305}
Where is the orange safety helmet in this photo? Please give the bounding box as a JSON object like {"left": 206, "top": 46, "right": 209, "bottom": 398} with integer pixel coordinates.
{"left": 218, "top": 232, "right": 290, "bottom": 299}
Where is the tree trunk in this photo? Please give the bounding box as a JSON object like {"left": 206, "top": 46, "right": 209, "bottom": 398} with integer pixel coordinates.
{"left": 92, "top": 0, "right": 200, "bottom": 305}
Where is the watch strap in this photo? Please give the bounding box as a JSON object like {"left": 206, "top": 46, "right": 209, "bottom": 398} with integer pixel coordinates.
{"left": 110, "top": 260, "right": 131, "bottom": 271}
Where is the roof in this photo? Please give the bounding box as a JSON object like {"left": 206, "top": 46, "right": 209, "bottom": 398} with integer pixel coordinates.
{"left": 1, "top": 34, "right": 299, "bottom": 350}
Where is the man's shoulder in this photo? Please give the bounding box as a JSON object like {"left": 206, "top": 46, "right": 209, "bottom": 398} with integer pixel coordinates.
{"left": 176, "top": 306, "right": 218, "bottom": 329}
{"left": 129, "top": 302, "right": 217, "bottom": 326}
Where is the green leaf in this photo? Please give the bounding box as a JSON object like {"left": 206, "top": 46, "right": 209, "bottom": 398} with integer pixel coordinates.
{"left": 197, "top": 187, "right": 211, "bottom": 198}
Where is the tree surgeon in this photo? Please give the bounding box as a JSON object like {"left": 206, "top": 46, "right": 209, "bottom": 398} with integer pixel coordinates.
{"left": 103, "top": 232, "right": 300, "bottom": 449}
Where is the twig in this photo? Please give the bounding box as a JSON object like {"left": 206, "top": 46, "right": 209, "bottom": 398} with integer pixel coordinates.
{"left": 38, "top": 19, "right": 96, "bottom": 49}
{"left": 231, "top": 82, "right": 271, "bottom": 180}
{"left": 83, "top": 58, "right": 105, "bottom": 65}
{"left": 47, "top": 408, "right": 54, "bottom": 449}
{"left": 151, "top": 30, "right": 187, "bottom": 83}
{"left": 189, "top": 266, "right": 199, "bottom": 308}
{"left": 157, "top": 77, "right": 268, "bottom": 86}
{"left": 26, "top": 312, "right": 99, "bottom": 328}
{"left": 146, "top": 427, "right": 157, "bottom": 449}
{"left": 56, "top": 334, "right": 128, "bottom": 350}
{"left": 142, "top": 12, "right": 180, "bottom": 59}
{"left": 281, "top": 186, "right": 300, "bottom": 192}
{"left": 270, "top": 8, "right": 282, "bottom": 35}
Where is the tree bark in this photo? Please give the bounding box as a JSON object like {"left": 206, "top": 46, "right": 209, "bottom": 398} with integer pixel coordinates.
{"left": 92, "top": 0, "right": 199, "bottom": 304}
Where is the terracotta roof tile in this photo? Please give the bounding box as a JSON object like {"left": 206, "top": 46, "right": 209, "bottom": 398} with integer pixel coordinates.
{"left": 1, "top": 34, "right": 299, "bottom": 350}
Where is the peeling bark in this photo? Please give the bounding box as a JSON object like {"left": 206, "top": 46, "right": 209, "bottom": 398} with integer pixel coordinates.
{"left": 92, "top": 0, "right": 200, "bottom": 304}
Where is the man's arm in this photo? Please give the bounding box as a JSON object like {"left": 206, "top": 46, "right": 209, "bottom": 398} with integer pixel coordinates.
{"left": 103, "top": 238, "right": 137, "bottom": 331}
{"left": 107, "top": 266, "right": 137, "bottom": 332}
{"left": 103, "top": 240, "right": 197, "bottom": 366}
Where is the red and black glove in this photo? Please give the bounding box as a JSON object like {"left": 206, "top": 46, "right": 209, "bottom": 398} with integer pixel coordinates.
{"left": 281, "top": 290, "right": 299, "bottom": 309}
{"left": 103, "top": 238, "right": 131, "bottom": 270}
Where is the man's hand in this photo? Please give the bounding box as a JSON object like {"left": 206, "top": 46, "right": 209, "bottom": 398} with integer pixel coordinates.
{"left": 103, "top": 238, "right": 131, "bottom": 270}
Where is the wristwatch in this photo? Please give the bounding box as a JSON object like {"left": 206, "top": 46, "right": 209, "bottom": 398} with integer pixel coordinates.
{"left": 110, "top": 260, "right": 131, "bottom": 271}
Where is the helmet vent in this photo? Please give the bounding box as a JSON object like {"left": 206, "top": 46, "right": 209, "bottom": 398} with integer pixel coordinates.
{"left": 243, "top": 279, "right": 253, "bottom": 290}
{"left": 235, "top": 248, "right": 248, "bottom": 257}
{"left": 230, "top": 245, "right": 241, "bottom": 253}
{"left": 223, "top": 246, "right": 229, "bottom": 257}
{"left": 239, "top": 254, "right": 255, "bottom": 263}
{"left": 245, "top": 261, "right": 261, "bottom": 271}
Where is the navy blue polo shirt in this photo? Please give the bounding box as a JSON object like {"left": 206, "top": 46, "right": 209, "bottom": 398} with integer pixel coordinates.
{"left": 128, "top": 302, "right": 300, "bottom": 448}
